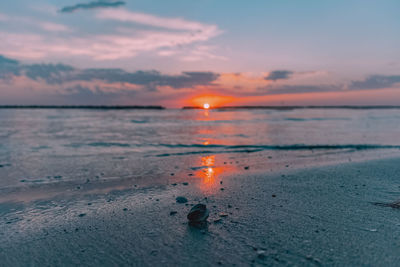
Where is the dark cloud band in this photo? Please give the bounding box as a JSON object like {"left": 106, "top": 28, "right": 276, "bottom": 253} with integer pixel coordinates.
{"left": 265, "top": 70, "right": 293, "bottom": 81}
{"left": 0, "top": 55, "right": 219, "bottom": 91}
{"left": 59, "top": 0, "right": 125, "bottom": 13}
{"left": 350, "top": 75, "right": 400, "bottom": 90}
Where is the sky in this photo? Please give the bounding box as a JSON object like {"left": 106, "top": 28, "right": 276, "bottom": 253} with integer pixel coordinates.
{"left": 0, "top": 0, "right": 399, "bottom": 107}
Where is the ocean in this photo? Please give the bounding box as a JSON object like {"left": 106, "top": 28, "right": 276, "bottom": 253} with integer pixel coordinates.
{"left": 1, "top": 107, "right": 400, "bottom": 201}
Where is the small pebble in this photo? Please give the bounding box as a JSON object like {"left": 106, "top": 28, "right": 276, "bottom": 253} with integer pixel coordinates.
{"left": 244, "top": 166, "right": 249, "bottom": 170}
{"left": 170, "top": 211, "right": 177, "bottom": 216}
{"left": 182, "top": 182, "right": 189, "bottom": 186}
{"left": 257, "top": 250, "right": 266, "bottom": 259}
{"left": 176, "top": 196, "right": 188, "bottom": 203}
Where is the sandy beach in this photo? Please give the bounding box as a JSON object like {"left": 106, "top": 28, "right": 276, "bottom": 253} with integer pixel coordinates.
{"left": 2, "top": 156, "right": 400, "bottom": 266}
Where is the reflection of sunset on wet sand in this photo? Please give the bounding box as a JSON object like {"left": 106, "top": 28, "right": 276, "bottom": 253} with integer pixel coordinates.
{"left": 195, "top": 155, "right": 236, "bottom": 193}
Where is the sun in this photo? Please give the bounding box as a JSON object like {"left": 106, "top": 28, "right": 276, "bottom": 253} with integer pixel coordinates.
{"left": 203, "top": 103, "right": 210, "bottom": 109}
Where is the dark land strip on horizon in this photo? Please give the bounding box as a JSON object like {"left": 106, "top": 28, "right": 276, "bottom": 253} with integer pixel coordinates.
{"left": 1, "top": 105, "right": 400, "bottom": 110}
{"left": 0, "top": 105, "right": 165, "bottom": 109}
{"left": 183, "top": 105, "right": 400, "bottom": 110}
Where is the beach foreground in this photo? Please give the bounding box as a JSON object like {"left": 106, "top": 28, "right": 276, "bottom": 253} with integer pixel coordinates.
{"left": 2, "top": 156, "right": 400, "bottom": 266}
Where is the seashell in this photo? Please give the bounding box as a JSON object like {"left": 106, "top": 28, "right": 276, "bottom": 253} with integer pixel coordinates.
{"left": 187, "top": 204, "right": 209, "bottom": 222}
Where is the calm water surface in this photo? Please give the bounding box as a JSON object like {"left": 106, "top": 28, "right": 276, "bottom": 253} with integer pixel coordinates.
{"left": 1, "top": 108, "right": 400, "bottom": 201}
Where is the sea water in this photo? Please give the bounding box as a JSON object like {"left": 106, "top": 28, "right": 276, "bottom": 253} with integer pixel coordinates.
{"left": 1, "top": 108, "right": 400, "bottom": 202}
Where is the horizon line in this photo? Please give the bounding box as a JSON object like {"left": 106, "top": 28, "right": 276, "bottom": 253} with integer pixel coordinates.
{"left": 1, "top": 105, "right": 400, "bottom": 110}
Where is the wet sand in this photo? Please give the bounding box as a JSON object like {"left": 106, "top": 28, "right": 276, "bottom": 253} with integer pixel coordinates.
{"left": 1, "top": 157, "right": 400, "bottom": 266}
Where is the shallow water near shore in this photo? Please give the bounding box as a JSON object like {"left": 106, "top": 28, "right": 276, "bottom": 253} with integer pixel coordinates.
{"left": 1, "top": 108, "right": 400, "bottom": 196}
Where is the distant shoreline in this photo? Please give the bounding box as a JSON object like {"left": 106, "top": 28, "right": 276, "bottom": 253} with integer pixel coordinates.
{"left": 0, "top": 105, "right": 165, "bottom": 110}
{"left": 182, "top": 105, "right": 400, "bottom": 110}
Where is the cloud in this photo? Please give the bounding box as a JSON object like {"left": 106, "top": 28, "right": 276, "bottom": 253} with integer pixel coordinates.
{"left": 0, "top": 9, "right": 221, "bottom": 61}
{"left": 265, "top": 70, "right": 293, "bottom": 81}
{"left": 0, "top": 55, "right": 19, "bottom": 65}
{"left": 97, "top": 9, "right": 219, "bottom": 33}
{"left": 260, "top": 84, "right": 341, "bottom": 95}
{"left": 59, "top": 0, "right": 125, "bottom": 13}
{"left": 349, "top": 75, "right": 400, "bottom": 90}
{"left": 23, "top": 64, "right": 76, "bottom": 84}
{"left": 38, "top": 22, "right": 72, "bottom": 32}
{"left": 258, "top": 74, "right": 400, "bottom": 95}
{"left": 68, "top": 69, "right": 220, "bottom": 90}
{"left": 0, "top": 14, "right": 72, "bottom": 32}
{"left": 0, "top": 55, "right": 219, "bottom": 92}
{"left": 0, "top": 55, "right": 20, "bottom": 79}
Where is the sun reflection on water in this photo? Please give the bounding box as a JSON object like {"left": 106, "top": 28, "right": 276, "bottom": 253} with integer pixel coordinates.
{"left": 191, "top": 105, "right": 239, "bottom": 193}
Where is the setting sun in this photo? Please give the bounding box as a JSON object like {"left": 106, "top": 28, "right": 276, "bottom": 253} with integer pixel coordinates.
{"left": 203, "top": 103, "right": 210, "bottom": 109}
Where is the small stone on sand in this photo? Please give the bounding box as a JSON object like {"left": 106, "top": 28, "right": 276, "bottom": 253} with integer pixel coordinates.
{"left": 176, "top": 196, "right": 188, "bottom": 203}
{"left": 170, "top": 211, "right": 177, "bottom": 216}
{"left": 257, "top": 250, "right": 266, "bottom": 259}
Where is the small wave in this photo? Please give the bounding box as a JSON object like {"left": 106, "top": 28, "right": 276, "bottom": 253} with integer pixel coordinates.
{"left": 65, "top": 142, "right": 131, "bottom": 148}
{"left": 156, "top": 143, "right": 400, "bottom": 150}
{"left": 131, "top": 120, "right": 149, "bottom": 124}
{"left": 284, "top": 117, "right": 349, "bottom": 121}
{"left": 154, "top": 143, "right": 400, "bottom": 157}
{"left": 88, "top": 142, "right": 131, "bottom": 147}
{"left": 155, "top": 149, "right": 264, "bottom": 157}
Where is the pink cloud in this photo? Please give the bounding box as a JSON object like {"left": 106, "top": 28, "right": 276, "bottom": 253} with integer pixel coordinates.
{"left": 0, "top": 9, "right": 222, "bottom": 62}
{"left": 96, "top": 9, "right": 220, "bottom": 34}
